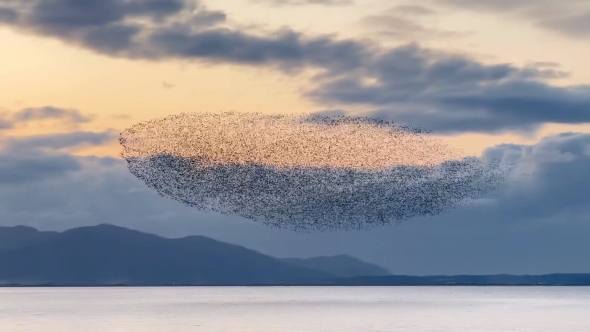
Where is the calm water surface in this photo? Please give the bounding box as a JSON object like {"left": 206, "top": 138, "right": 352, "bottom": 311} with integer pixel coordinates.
{"left": 1, "top": 286, "right": 589, "bottom": 331}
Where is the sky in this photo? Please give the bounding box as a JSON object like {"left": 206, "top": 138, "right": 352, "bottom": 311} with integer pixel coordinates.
{"left": 2, "top": 0, "right": 590, "bottom": 274}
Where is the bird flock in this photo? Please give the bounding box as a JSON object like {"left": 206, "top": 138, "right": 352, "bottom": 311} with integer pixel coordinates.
{"left": 120, "top": 112, "right": 511, "bottom": 231}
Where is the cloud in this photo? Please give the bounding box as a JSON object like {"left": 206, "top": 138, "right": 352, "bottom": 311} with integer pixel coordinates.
{"left": 0, "top": 7, "right": 17, "bottom": 22}
{"left": 430, "top": 0, "right": 590, "bottom": 39}
{"left": 12, "top": 106, "right": 93, "bottom": 123}
{"left": 530, "top": 61, "right": 561, "bottom": 68}
{"left": 357, "top": 7, "right": 460, "bottom": 41}
{"left": 0, "top": 0, "right": 366, "bottom": 71}
{"left": 1, "top": 1, "right": 589, "bottom": 134}
{"left": 0, "top": 106, "right": 94, "bottom": 130}
{"left": 2, "top": 131, "right": 590, "bottom": 274}
{"left": 0, "top": 129, "right": 118, "bottom": 186}
{"left": 429, "top": 0, "right": 554, "bottom": 12}
{"left": 142, "top": 28, "right": 370, "bottom": 73}
{"left": 391, "top": 5, "right": 438, "bottom": 16}
{"left": 476, "top": 132, "right": 590, "bottom": 219}
{"left": 252, "top": 0, "right": 353, "bottom": 6}
{"left": 0, "top": 151, "right": 82, "bottom": 185}
{"left": 541, "top": 12, "right": 590, "bottom": 38}
{"left": 0, "top": 0, "right": 226, "bottom": 55}
{"left": 0, "top": 119, "right": 12, "bottom": 130}
{"left": 0, "top": 130, "right": 117, "bottom": 185}
{"left": 2, "top": 130, "right": 118, "bottom": 151}
{"left": 308, "top": 44, "right": 589, "bottom": 134}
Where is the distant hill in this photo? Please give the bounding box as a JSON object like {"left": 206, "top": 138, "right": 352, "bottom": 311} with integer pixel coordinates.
{"left": 282, "top": 255, "right": 391, "bottom": 278}
{"left": 0, "top": 226, "right": 58, "bottom": 250}
{"left": 330, "top": 274, "right": 590, "bottom": 286}
{"left": 0, "top": 224, "right": 331, "bottom": 285}
{"left": 2, "top": 224, "right": 590, "bottom": 286}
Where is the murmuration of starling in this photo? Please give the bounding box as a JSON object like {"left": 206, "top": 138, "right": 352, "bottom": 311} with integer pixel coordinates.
{"left": 120, "top": 112, "right": 511, "bottom": 232}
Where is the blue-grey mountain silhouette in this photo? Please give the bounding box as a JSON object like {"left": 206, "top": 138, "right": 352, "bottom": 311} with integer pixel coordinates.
{"left": 0, "top": 224, "right": 331, "bottom": 285}
{"left": 282, "top": 255, "right": 391, "bottom": 278}
{"left": 2, "top": 225, "right": 589, "bottom": 286}
{"left": 0, "top": 226, "right": 58, "bottom": 250}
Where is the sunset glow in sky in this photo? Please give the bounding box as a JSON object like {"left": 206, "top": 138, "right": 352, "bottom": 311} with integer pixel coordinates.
{"left": 2, "top": 0, "right": 590, "bottom": 156}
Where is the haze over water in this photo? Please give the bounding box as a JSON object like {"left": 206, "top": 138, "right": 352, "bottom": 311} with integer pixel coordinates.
{"left": 1, "top": 287, "right": 589, "bottom": 331}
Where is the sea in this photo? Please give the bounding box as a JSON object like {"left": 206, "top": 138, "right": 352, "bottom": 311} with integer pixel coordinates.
{"left": 1, "top": 286, "right": 589, "bottom": 331}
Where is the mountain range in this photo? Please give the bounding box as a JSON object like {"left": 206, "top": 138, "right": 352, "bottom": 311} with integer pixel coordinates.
{"left": 0, "top": 224, "right": 389, "bottom": 285}
{"left": 2, "top": 224, "right": 590, "bottom": 286}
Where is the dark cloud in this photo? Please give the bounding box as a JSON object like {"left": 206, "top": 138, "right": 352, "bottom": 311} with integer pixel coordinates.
{"left": 0, "top": 151, "right": 81, "bottom": 185}
{"left": 0, "top": 7, "right": 17, "bottom": 22}
{"left": 0, "top": 0, "right": 366, "bottom": 69}
{"left": 0, "top": 130, "right": 117, "bottom": 185}
{"left": 142, "top": 28, "right": 369, "bottom": 71}
{"left": 477, "top": 132, "right": 590, "bottom": 218}
{"left": 24, "top": 0, "right": 186, "bottom": 28}
{"left": 2, "top": 131, "right": 590, "bottom": 274}
{"left": 430, "top": 0, "right": 590, "bottom": 39}
{"left": 0, "top": 0, "right": 223, "bottom": 56}
{"left": 3, "top": 130, "right": 117, "bottom": 151}
{"left": 308, "top": 44, "right": 589, "bottom": 133}
{"left": 185, "top": 10, "right": 227, "bottom": 28}
{"left": 252, "top": 0, "right": 353, "bottom": 6}
{"left": 1, "top": 1, "right": 589, "bottom": 133}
